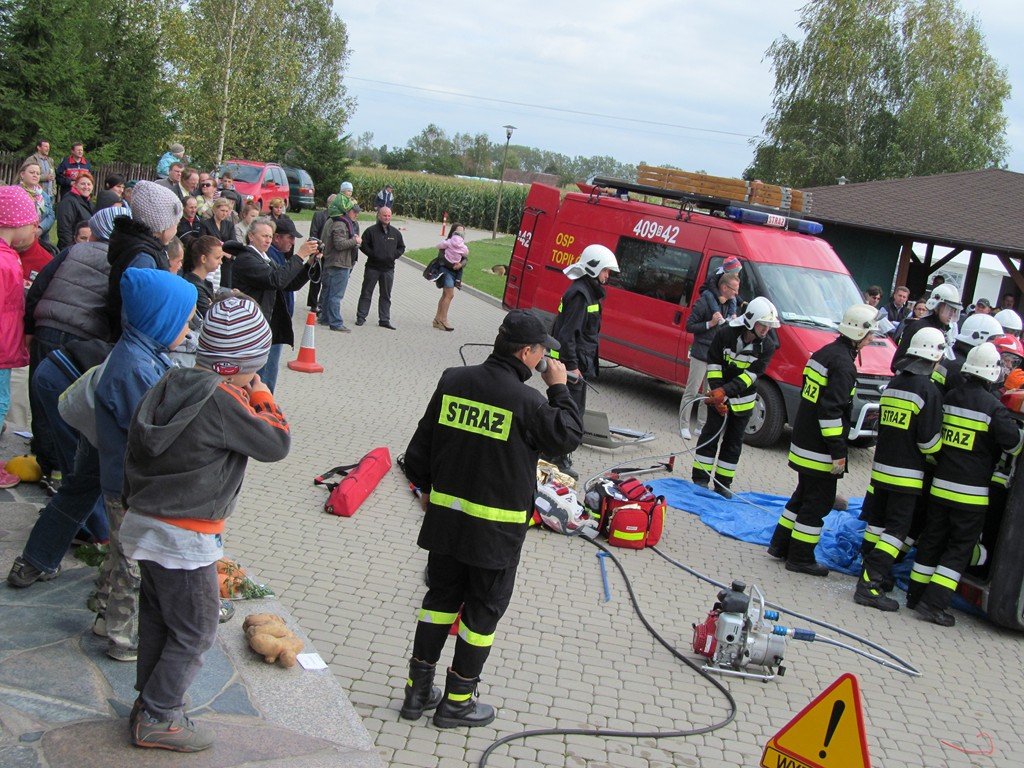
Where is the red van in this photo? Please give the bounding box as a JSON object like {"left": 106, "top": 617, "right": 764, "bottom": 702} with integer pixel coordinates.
{"left": 503, "top": 179, "right": 895, "bottom": 447}
{"left": 217, "top": 159, "right": 290, "bottom": 213}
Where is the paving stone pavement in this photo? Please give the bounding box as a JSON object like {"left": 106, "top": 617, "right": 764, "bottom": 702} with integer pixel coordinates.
{"left": 4, "top": 216, "right": 1023, "bottom": 767}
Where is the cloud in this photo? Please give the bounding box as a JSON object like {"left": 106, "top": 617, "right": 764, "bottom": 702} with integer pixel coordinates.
{"left": 338, "top": 0, "right": 1023, "bottom": 176}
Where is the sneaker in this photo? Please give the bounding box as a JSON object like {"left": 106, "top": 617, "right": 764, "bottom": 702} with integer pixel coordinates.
{"left": 128, "top": 697, "right": 143, "bottom": 734}
{"left": 0, "top": 469, "right": 20, "bottom": 489}
{"left": 219, "top": 599, "right": 235, "bottom": 623}
{"left": 329, "top": 326, "right": 351, "bottom": 333}
{"left": 379, "top": 322, "right": 397, "bottom": 330}
{"left": 132, "top": 711, "right": 214, "bottom": 752}
{"left": 39, "top": 471, "right": 62, "bottom": 495}
{"left": 679, "top": 427, "right": 692, "bottom": 440}
{"left": 354, "top": 318, "right": 366, "bottom": 326}
{"left": 107, "top": 644, "right": 138, "bottom": 662}
{"left": 7, "top": 557, "right": 60, "bottom": 588}
{"left": 92, "top": 615, "right": 108, "bottom": 637}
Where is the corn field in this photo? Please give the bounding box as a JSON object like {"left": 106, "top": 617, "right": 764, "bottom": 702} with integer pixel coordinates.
{"left": 347, "top": 169, "right": 528, "bottom": 234}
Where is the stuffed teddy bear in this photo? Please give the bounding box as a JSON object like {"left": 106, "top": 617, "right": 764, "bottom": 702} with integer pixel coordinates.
{"left": 242, "top": 613, "right": 304, "bottom": 668}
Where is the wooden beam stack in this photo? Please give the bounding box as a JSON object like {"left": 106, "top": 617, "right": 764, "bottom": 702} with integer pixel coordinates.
{"left": 636, "top": 164, "right": 811, "bottom": 213}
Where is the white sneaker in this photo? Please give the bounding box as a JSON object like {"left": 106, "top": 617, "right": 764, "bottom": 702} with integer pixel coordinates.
{"left": 92, "top": 615, "right": 107, "bottom": 637}
{"left": 680, "top": 428, "right": 692, "bottom": 440}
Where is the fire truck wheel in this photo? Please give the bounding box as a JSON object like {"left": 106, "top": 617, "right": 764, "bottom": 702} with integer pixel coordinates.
{"left": 743, "top": 380, "right": 785, "bottom": 448}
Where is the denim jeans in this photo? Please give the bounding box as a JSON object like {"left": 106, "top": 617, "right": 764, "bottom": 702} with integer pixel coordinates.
{"left": 32, "top": 356, "right": 109, "bottom": 541}
{"left": 29, "top": 327, "right": 84, "bottom": 473}
{"left": 137, "top": 560, "right": 220, "bottom": 721}
{"left": 321, "top": 266, "right": 352, "bottom": 329}
{"left": 21, "top": 439, "right": 105, "bottom": 574}
{"left": 258, "top": 343, "right": 284, "bottom": 393}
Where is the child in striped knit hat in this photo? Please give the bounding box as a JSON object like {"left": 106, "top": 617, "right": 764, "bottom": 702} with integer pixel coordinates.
{"left": 119, "top": 294, "right": 291, "bottom": 752}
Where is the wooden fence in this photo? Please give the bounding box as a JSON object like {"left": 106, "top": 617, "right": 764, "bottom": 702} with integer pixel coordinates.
{"left": 0, "top": 152, "right": 157, "bottom": 188}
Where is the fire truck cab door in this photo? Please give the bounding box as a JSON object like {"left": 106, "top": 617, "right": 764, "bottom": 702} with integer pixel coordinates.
{"left": 603, "top": 222, "right": 709, "bottom": 384}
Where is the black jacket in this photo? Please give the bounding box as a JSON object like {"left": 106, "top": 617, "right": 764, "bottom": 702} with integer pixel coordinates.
{"left": 405, "top": 354, "right": 583, "bottom": 569}
{"left": 892, "top": 314, "right": 948, "bottom": 373}
{"left": 358, "top": 222, "right": 405, "bottom": 271}
{"left": 230, "top": 245, "right": 310, "bottom": 346}
{"left": 106, "top": 217, "right": 170, "bottom": 339}
{"left": 551, "top": 276, "right": 605, "bottom": 374}
{"left": 870, "top": 370, "right": 943, "bottom": 495}
{"left": 309, "top": 208, "right": 330, "bottom": 241}
{"left": 931, "top": 379, "right": 1023, "bottom": 509}
{"left": 788, "top": 336, "right": 859, "bottom": 475}
{"left": 199, "top": 217, "right": 234, "bottom": 243}
{"left": 706, "top": 323, "right": 778, "bottom": 413}
{"left": 687, "top": 286, "right": 734, "bottom": 362}
{"left": 56, "top": 192, "right": 94, "bottom": 249}
{"left": 177, "top": 216, "right": 202, "bottom": 242}
{"left": 218, "top": 187, "right": 243, "bottom": 214}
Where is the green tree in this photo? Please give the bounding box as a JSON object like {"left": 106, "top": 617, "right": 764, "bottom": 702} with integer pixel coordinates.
{"left": 170, "top": 0, "right": 353, "bottom": 168}
{"left": 746, "top": 0, "right": 1010, "bottom": 187}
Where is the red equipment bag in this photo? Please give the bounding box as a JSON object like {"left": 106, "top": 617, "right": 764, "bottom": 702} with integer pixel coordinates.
{"left": 314, "top": 447, "right": 392, "bottom": 517}
{"left": 601, "top": 477, "right": 667, "bottom": 549}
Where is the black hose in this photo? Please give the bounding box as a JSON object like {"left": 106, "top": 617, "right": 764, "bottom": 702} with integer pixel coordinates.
{"left": 478, "top": 537, "right": 738, "bottom": 768}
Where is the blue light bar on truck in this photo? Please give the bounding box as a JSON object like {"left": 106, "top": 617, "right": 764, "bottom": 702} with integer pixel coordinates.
{"left": 725, "top": 206, "right": 824, "bottom": 235}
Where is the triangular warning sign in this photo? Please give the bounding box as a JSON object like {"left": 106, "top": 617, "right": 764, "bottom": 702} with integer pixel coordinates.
{"left": 760, "top": 673, "right": 870, "bottom": 768}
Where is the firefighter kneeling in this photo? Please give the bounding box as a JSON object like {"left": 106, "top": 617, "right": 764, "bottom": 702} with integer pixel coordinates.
{"left": 691, "top": 297, "right": 779, "bottom": 498}
{"left": 855, "top": 326, "right": 946, "bottom": 612}
{"left": 907, "top": 342, "right": 1024, "bottom": 627}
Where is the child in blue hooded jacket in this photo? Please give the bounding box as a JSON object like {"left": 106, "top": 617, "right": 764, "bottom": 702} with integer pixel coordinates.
{"left": 92, "top": 268, "right": 197, "bottom": 662}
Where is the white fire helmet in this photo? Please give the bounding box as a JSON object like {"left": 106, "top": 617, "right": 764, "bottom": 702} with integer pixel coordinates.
{"left": 563, "top": 244, "right": 620, "bottom": 280}
{"left": 731, "top": 296, "right": 780, "bottom": 330}
{"left": 925, "top": 283, "right": 963, "bottom": 313}
{"left": 956, "top": 313, "right": 1003, "bottom": 347}
{"left": 995, "top": 309, "right": 1023, "bottom": 334}
{"left": 906, "top": 326, "right": 947, "bottom": 362}
{"left": 838, "top": 303, "right": 879, "bottom": 341}
{"left": 962, "top": 342, "right": 1003, "bottom": 383}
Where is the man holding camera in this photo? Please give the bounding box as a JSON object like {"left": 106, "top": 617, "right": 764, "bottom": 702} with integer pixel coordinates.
{"left": 229, "top": 217, "right": 317, "bottom": 392}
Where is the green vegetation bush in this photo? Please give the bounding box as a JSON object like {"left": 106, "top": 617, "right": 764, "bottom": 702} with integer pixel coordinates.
{"left": 346, "top": 169, "right": 527, "bottom": 234}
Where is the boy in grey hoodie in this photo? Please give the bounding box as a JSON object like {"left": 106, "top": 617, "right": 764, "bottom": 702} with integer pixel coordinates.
{"left": 119, "top": 295, "right": 291, "bottom": 752}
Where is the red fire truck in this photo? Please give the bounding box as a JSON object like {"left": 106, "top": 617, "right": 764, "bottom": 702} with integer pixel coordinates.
{"left": 502, "top": 172, "right": 895, "bottom": 448}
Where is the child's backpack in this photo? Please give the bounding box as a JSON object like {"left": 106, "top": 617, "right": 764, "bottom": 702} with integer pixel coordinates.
{"left": 587, "top": 477, "right": 667, "bottom": 549}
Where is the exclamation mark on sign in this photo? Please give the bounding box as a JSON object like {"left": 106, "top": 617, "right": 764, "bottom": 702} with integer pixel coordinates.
{"left": 818, "top": 700, "right": 846, "bottom": 759}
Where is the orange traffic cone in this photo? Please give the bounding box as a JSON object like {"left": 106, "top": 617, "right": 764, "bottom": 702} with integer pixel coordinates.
{"left": 287, "top": 312, "right": 324, "bottom": 373}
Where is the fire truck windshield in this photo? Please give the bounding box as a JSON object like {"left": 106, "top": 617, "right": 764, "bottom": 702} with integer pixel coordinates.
{"left": 756, "top": 263, "right": 863, "bottom": 328}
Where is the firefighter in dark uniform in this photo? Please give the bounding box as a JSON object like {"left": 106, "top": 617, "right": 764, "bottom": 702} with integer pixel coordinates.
{"left": 547, "top": 244, "right": 619, "bottom": 479}
{"left": 855, "top": 326, "right": 945, "bottom": 611}
{"left": 892, "top": 283, "right": 962, "bottom": 373}
{"left": 908, "top": 342, "right": 1024, "bottom": 626}
{"left": 400, "top": 310, "right": 584, "bottom": 727}
{"left": 931, "top": 312, "right": 1003, "bottom": 393}
{"left": 768, "top": 303, "right": 878, "bottom": 576}
{"left": 691, "top": 296, "right": 780, "bottom": 498}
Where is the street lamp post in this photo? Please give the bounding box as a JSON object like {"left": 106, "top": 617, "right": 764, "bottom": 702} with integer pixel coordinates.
{"left": 491, "top": 124, "right": 516, "bottom": 239}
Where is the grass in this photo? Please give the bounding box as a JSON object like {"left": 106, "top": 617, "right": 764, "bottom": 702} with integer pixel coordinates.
{"left": 404, "top": 236, "right": 516, "bottom": 299}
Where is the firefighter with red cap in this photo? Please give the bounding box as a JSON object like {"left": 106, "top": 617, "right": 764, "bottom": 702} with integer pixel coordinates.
{"left": 769, "top": 303, "right": 878, "bottom": 576}
{"left": 691, "top": 296, "right": 779, "bottom": 498}
{"left": 546, "top": 244, "right": 619, "bottom": 479}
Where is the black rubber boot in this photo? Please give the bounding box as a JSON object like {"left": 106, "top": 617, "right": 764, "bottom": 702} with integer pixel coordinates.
{"left": 432, "top": 669, "right": 496, "bottom": 729}
{"left": 399, "top": 659, "right": 443, "bottom": 720}
{"left": 914, "top": 602, "right": 955, "bottom": 627}
{"left": 766, "top": 525, "right": 791, "bottom": 560}
{"left": 853, "top": 573, "right": 899, "bottom": 612}
{"left": 785, "top": 540, "right": 829, "bottom": 577}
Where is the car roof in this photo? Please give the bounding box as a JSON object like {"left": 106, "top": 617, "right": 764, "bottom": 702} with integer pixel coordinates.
{"left": 224, "top": 159, "right": 280, "bottom": 168}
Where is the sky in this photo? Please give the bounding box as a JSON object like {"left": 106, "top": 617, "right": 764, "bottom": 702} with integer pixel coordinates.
{"left": 337, "top": 1, "right": 1023, "bottom": 180}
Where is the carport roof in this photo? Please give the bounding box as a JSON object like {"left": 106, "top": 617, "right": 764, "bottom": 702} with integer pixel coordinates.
{"left": 802, "top": 168, "right": 1024, "bottom": 258}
